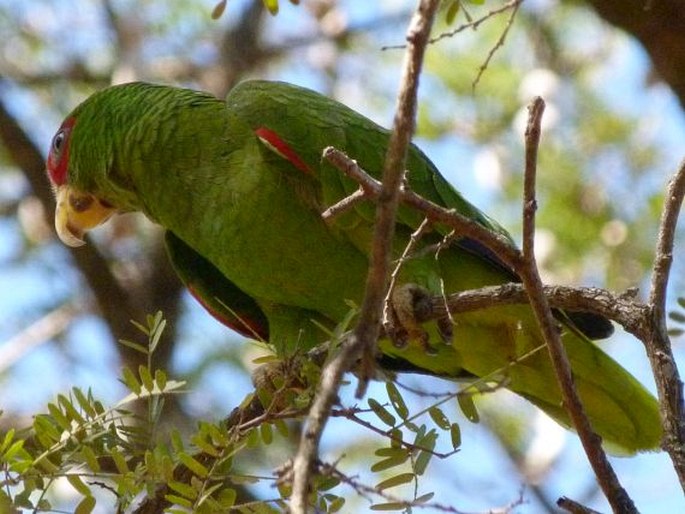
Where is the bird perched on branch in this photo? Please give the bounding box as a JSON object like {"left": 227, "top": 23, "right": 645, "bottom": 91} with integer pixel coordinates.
{"left": 47, "top": 80, "right": 660, "bottom": 453}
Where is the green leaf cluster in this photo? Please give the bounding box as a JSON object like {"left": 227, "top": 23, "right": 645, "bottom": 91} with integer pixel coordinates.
{"left": 0, "top": 313, "right": 295, "bottom": 513}
{"left": 361, "top": 381, "right": 470, "bottom": 511}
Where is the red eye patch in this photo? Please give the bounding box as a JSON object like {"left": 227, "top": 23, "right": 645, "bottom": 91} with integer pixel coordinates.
{"left": 47, "top": 117, "right": 76, "bottom": 186}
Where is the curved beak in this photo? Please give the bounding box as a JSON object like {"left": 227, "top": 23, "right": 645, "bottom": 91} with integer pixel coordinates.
{"left": 54, "top": 185, "right": 116, "bottom": 247}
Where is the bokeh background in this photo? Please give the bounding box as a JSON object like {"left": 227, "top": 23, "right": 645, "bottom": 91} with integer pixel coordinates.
{"left": 1, "top": 0, "right": 684, "bottom": 512}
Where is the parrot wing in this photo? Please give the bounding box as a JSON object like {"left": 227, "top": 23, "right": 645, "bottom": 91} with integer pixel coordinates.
{"left": 165, "top": 231, "right": 269, "bottom": 341}
{"left": 228, "top": 80, "right": 612, "bottom": 339}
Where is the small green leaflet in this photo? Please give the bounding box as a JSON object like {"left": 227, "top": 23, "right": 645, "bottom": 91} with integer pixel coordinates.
{"left": 457, "top": 391, "right": 480, "bottom": 423}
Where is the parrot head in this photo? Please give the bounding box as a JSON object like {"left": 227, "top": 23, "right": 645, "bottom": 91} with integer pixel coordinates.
{"left": 47, "top": 114, "right": 117, "bottom": 247}
{"left": 46, "top": 82, "right": 225, "bottom": 247}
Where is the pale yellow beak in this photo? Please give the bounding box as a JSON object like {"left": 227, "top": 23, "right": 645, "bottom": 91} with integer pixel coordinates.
{"left": 54, "top": 185, "right": 116, "bottom": 247}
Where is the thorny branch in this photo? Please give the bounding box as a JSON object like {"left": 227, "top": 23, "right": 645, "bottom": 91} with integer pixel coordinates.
{"left": 323, "top": 145, "right": 522, "bottom": 270}
{"left": 288, "top": 1, "right": 440, "bottom": 512}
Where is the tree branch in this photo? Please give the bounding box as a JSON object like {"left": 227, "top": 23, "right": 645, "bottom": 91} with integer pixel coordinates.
{"left": 288, "top": 1, "right": 440, "bottom": 511}
{"left": 518, "top": 98, "right": 636, "bottom": 513}
{"left": 646, "top": 157, "right": 685, "bottom": 488}
{"left": 323, "top": 145, "right": 522, "bottom": 269}
{"left": 558, "top": 496, "right": 604, "bottom": 514}
{"left": 352, "top": 0, "right": 440, "bottom": 394}
{"left": 425, "top": 283, "right": 648, "bottom": 339}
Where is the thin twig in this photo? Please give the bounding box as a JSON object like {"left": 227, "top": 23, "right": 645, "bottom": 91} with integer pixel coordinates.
{"left": 646, "top": 157, "right": 685, "bottom": 488}
{"left": 431, "top": 0, "right": 523, "bottom": 45}
{"left": 384, "top": 217, "right": 432, "bottom": 336}
{"left": 382, "top": 0, "right": 523, "bottom": 50}
{"left": 321, "top": 187, "right": 369, "bottom": 221}
{"left": 518, "top": 97, "right": 636, "bottom": 514}
{"left": 324, "top": 461, "right": 525, "bottom": 514}
{"left": 472, "top": 0, "right": 521, "bottom": 90}
{"left": 332, "top": 408, "right": 456, "bottom": 458}
{"left": 288, "top": 1, "right": 440, "bottom": 511}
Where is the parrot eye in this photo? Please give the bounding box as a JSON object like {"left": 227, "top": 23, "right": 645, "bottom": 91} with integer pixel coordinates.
{"left": 52, "top": 130, "right": 65, "bottom": 155}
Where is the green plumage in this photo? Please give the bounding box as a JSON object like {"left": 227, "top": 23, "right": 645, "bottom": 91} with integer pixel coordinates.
{"left": 57, "top": 80, "right": 661, "bottom": 454}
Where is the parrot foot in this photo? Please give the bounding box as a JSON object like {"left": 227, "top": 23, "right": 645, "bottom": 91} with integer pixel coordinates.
{"left": 275, "top": 457, "right": 330, "bottom": 493}
{"left": 274, "top": 458, "right": 296, "bottom": 489}
{"left": 437, "top": 315, "right": 454, "bottom": 343}
{"left": 251, "top": 358, "right": 310, "bottom": 412}
{"left": 387, "top": 283, "right": 452, "bottom": 355}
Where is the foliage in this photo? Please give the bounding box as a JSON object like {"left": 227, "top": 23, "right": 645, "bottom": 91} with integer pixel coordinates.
{"left": 1, "top": 314, "right": 184, "bottom": 512}
{"left": 0, "top": 312, "right": 512, "bottom": 513}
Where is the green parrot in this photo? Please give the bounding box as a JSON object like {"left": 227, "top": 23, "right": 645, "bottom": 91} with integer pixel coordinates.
{"left": 46, "top": 80, "right": 661, "bottom": 454}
